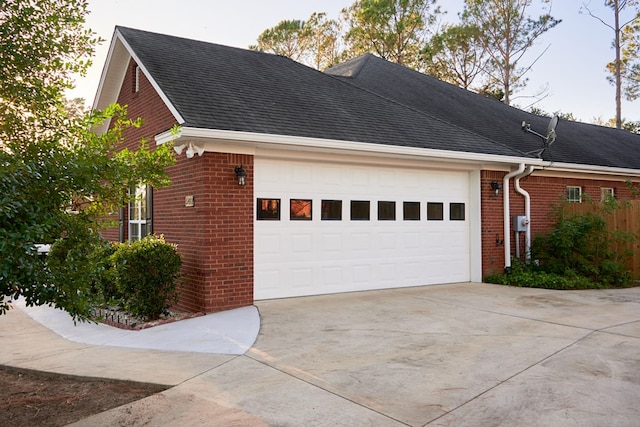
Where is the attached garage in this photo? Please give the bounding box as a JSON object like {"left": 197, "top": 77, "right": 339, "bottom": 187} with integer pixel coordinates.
{"left": 254, "top": 155, "right": 481, "bottom": 300}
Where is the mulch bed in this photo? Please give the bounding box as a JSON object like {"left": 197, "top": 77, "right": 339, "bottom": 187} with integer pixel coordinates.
{"left": 92, "top": 307, "right": 204, "bottom": 330}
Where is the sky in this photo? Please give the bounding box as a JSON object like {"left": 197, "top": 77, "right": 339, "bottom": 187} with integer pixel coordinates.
{"left": 67, "top": 0, "right": 640, "bottom": 125}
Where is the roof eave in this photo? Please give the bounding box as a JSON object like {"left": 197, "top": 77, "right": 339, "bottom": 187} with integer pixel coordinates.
{"left": 156, "top": 127, "right": 541, "bottom": 167}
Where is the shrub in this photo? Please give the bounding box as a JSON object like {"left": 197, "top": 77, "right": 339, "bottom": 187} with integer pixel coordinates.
{"left": 532, "top": 202, "right": 634, "bottom": 287}
{"left": 110, "top": 235, "right": 181, "bottom": 320}
{"left": 48, "top": 229, "right": 112, "bottom": 312}
{"left": 486, "top": 199, "right": 636, "bottom": 290}
{"left": 484, "top": 260, "right": 602, "bottom": 290}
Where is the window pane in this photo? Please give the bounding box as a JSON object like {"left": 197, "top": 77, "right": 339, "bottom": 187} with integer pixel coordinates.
{"left": 129, "top": 223, "right": 139, "bottom": 241}
{"left": 403, "top": 201, "right": 420, "bottom": 220}
{"left": 351, "top": 200, "right": 370, "bottom": 220}
{"left": 257, "top": 198, "right": 281, "bottom": 220}
{"left": 450, "top": 203, "right": 465, "bottom": 221}
{"left": 427, "top": 202, "right": 443, "bottom": 220}
{"left": 290, "top": 199, "right": 312, "bottom": 220}
{"left": 321, "top": 200, "right": 342, "bottom": 220}
{"left": 378, "top": 201, "right": 396, "bottom": 220}
{"left": 567, "top": 186, "right": 582, "bottom": 203}
{"left": 601, "top": 187, "right": 614, "bottom": 201}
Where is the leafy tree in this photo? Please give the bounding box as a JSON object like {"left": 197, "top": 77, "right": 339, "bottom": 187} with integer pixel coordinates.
{"left": 582, "top": 1, "right": 639, "bottom": 129}
{"left": 250, "top": 19, "right": 311, "bottom": 62}
{"left": 342, "top": 0, "right": 442, "bottom": 68}
{"left": 461, "top": 0, "right": 561, "bottom": 105}
{"left": 306, "top": 12, "right": 343, "bottom": 70}
{"left": 0, "top": 0, "right": 176, "bottom": 320}
{"left": 422, "top": 23, "right": 488, "bottom": 89}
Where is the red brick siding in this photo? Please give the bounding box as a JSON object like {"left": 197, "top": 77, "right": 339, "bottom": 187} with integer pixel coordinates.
{"left": 481, "top": 169, "right": 636, "bottom": 278}
{"left": 156, "top": 153, "right": 254, "bottom": 313}
{"left": 101, "top": 58, "right": 254, "bottom": 313}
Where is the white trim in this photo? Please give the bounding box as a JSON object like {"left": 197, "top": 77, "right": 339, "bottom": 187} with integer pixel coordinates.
{"left": 537, "top": 162, "right": 640, "bottom": 178}
{"left": 114, "top": 30, "right": 184, "bottom": 124}
{"left": 157, "top": 127, "right": 540, "bottom": 166}
{"left": 469, "top": 169, "right": 482, "bottom": 282}
{"left": 92, "top": 29, "right": 184, "bottom": 135}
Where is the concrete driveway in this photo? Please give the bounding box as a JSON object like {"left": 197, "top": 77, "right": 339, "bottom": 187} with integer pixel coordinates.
{"left": 4, "top": 282, "right": 640, "bottom": 426}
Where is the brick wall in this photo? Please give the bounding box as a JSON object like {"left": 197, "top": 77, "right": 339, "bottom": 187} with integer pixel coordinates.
{"left": 102, "top": 59, "right": 254, "bottom": 313}
{"left": 481, "top": 169, "right": 637, "bottom": 278}
{"left": 156, "top": 152, "right": 254, "bottom": 313}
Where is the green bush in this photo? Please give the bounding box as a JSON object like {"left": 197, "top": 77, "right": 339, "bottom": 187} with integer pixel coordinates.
{"left": 110, "top": 235, "right": 181, "bottom": 320}
{"left": 532, "top": 203, "right": 634, "bottom": 287}
{"left": 486, "top": 200, "right": 636, "bottom": 290}
{"left": 484, "top": 260, "right": 602, "bottom": 290}
{"left": 48, "top": 229, "right": 112, "bottom": 312}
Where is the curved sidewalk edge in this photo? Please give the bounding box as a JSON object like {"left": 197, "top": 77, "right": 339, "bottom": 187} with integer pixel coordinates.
{"left": 15, "top": 300, "right": 260, "bottom": 355}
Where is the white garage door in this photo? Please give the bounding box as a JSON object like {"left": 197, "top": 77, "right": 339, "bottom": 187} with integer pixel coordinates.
{"left": 254, "top": 157, "right": 472, "bottom": 300}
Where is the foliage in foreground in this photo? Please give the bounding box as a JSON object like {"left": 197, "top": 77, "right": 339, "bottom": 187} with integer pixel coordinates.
{"left": 485, "top": 200, "right": 637, "bottom": 290}
{"left": 49, "top": 235, "right": 182, "bottom": 321}
{"left": 0, "top": 1, "right": 177, "bottom": 320}
{"left": 111, "top": 235, "right": 182, "bottom": 320}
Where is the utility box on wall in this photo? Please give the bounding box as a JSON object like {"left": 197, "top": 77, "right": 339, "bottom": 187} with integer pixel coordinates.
{"left": 513, "top": 215, "right": 529, "bottom": 232}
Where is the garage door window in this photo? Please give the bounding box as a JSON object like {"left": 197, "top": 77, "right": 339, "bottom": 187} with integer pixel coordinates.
{"left": 427, "top": 202, "right": 443, "bottom": 220}
{"left": 321, "top": 200, "right": 342, "bottom": 220}
{"left": 290, "top": 199, "right": 312, "bottom": 220}
{"left": 378, "top": 201, "right": 396, "bottom": 220}
{"left": 351, "top": 200, "right": 370, "bottom": 220}
{"left": 403, "top": 201, "right": 420, "bottom": 220}
{"left": 450, "top": 203, "right": 465, "bottom": 221}
{"left": 257, "top": 198, "right": 280, "bottom": 220}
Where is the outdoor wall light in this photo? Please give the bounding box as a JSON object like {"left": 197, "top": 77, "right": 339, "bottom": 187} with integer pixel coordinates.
{"left": 174, "top": 142, "right": 204, "bottom": 159}
{"left": 490, "top": 181, "right": 501, "bottom": 195}
{"left": 235, "top": 165, "right": 247, "bottom": 186}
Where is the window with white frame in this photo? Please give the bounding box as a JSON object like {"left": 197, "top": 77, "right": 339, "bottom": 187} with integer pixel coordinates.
{"left": 566, "top": 186, "right": 582, "bottom": 203}
{"left": 601, "top": 187, "right": 615, "bottom": 201}
{"left": 129, "top": 183, "right": 151, "bottom": 241}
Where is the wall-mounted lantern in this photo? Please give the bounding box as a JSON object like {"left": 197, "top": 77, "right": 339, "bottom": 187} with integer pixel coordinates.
{"left": 235, "top": 165, "right": 247, "bottom": 186}
{"left": 490, "top": 181, "right": 501, "bottom": 196}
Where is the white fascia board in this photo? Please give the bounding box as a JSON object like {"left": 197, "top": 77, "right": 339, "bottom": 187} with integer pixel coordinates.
{"left": 538, "top": 162, "right": 640, "bottom": 178}
{"left": 114, "top": 30, "right": 185, "bottom": 125}
{"left": 156, "top": 127, "right": 541, "bottom": 167}
{"left": 92, "top": 29, "right": 184, "bottom": 135}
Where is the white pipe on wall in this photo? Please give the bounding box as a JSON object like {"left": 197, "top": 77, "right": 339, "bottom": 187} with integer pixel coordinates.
{"left": 514, "top": 165, "right": 535, "bottom": 260}
{"left": 503, "top": 164, "right": 525, "bottom": 269}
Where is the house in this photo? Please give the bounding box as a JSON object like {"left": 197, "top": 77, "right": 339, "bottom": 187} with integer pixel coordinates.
{"left": 94, "top": 27, "right": 640, "bottom": 314}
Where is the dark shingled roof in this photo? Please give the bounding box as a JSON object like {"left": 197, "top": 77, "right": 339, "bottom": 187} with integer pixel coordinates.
{"left": 116, "top": 27, "right": 528, "bottom": 159}
{"left": 326, "top": 54, "right": 640, "bottom": 170}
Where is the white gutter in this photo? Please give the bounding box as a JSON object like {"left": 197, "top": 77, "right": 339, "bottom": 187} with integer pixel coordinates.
{"left": 513, "top": 165, "right": 535, "bottom": 261}
{"left": 157, "top": 127, "right": 541, "bottom": 166}
{"left": 503, "top": 164, "right": 526, "bottom": 269}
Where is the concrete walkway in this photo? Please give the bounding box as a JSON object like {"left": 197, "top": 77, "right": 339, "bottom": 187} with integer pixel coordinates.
{"left": 2, "top": 282, "right": 640, "bottom": 426}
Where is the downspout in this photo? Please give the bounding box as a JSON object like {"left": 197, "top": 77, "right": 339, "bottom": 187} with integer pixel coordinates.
{"left": 513, "top": 165, "right": 535, "bottom": 261}
{"left": 503, "top": 164, "right": 525, "bottom": 270}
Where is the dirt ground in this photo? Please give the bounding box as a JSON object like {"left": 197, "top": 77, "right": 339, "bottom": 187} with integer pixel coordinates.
{"left": 0, "top": 366, "right": 168, "bottom": 427}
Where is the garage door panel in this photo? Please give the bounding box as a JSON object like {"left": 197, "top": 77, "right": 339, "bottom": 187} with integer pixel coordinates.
{"left": 255, "top": 159, "right": 472, "bottom": 300}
